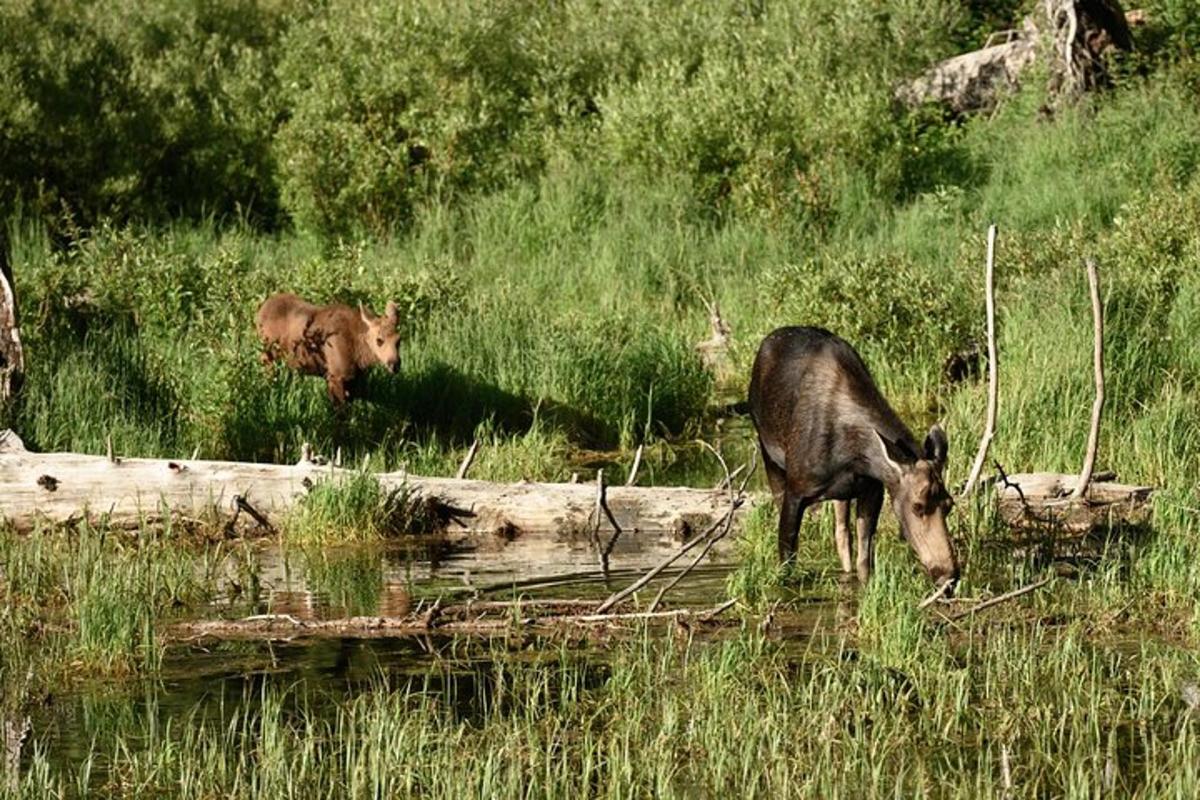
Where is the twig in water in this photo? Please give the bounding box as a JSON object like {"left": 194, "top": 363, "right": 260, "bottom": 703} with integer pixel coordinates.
{"left": 962, "top": 223, "right": 999, "bottom": 498}
{"left": 597, "top": 514, "right": 726, "bottom": 614}
{"left": 947, "top": 575, "right": 1054, "bottom": 622}
{"left": 647, "top": 448, "right": 756, "bottom": 612}
{"left": 573, "top": 599, "right": 736, "bottom": 624}
{"left": 649, "top": 497, "right": 743, "bottom": 612}
{"left": 1072, "top": 258, "right": 1104, "bottom": 500}
{"left": 421, "top": 598, "right": 443, "bottom": 629}
{"left": 625, "top": 444, "right": 644, "bottom": 486}
{"left": 455, "top": 439, "right": 480, "bottom": 480}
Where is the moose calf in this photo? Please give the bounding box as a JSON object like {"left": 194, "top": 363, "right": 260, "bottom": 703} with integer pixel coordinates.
{"left": 748, "top": 326, "right": 959, "bottom": 589}
{"left": 255, "top": 293, "right": 401, "bottom": 405}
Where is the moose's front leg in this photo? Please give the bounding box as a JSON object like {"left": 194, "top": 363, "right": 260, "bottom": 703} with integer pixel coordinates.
{"left": 832, "top": 500, "right": 853, "bottom": 573}
{"left": 326, "top": 375, "right": 349, "bottom": 405}
{"left": 855, "top": 481, "right": 884, "bottom": 583}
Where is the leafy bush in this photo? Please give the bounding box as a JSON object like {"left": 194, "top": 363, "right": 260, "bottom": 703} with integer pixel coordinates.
{"left": 0, "top": 0, "right": 289, "bottom": 226}
{"left": 763, "top": 250, "right": 975, "bottom": 367}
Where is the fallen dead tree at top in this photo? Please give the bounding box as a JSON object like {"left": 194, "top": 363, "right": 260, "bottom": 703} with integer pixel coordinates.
{"left": 896, "top": 0, "right": 1135, "bottom": 115}
{"left": 0, "top": 432, "right": 748, "bottom": 542}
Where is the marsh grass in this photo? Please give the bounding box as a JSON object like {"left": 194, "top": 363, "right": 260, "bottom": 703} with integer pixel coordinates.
{"left": 8, "top": 625, "right": 1200, "bottom": 798}
{"left": 286, "top": 471, "right": 415, "bottom": 545}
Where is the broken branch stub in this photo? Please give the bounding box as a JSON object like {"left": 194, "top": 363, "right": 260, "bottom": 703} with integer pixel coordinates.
{"left": 0, "top": 245, "right": 24, "bottom": 404}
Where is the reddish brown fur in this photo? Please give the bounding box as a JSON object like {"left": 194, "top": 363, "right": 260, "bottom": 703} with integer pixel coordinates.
{"left": 255, "top": 293, "right": 401, "bottom": 405}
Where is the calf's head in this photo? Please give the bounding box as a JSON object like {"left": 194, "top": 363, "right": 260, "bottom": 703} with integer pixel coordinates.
{"left": 359, "top": 301, "right": 401, "bottom": 372}
{"left": 873, "top": 425, "right": 959, "bottom": 589}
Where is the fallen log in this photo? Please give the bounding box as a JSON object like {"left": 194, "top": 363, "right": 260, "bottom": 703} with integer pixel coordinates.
{"left": 0, "top": 431, "right": 747, "bottom": 540}
{"left": 167, "top": 598, "right": 740, "bottom": 642}
{"left": 997, "top": 472, "right": 1153, "bottom": 532}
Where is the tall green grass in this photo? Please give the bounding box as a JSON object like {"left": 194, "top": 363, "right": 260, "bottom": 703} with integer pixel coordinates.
{"left": 10, "top": 627, "right": 1200, "bottom": 798}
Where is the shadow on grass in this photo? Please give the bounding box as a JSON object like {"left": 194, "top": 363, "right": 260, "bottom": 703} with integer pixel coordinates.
{"left": 219, "top": 359, "right": 615, "bottom": 463}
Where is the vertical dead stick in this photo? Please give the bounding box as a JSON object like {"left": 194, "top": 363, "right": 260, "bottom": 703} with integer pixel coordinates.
{"left": 1072, "top": 259, "right": 1104, "bottom": 500}
{"left": 455, "top": 439, "right": 480, "bottom": 480}
{"left": 590, "top": 469, "right": 624, "bottom": 575}
{"left": 962, "top": 223, "right": 999, "bottom": 498}
{"left": 1000, "top": 744, "right": 1013, "bottom": 798}
{"left": 625, "top": 444, "right": 644, "bottom": 486}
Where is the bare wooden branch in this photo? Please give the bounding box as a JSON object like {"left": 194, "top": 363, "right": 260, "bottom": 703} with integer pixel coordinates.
{"left": 596, "top": 510, "right": 732, "bottom": 614}
{"left": 962, "top": 224, "right": 999, "bottom": 498}
{"left": 233, "top": 494, "right": 276, "bottom": 534}
{"left": 917, "top": 578, "right": 954, "bottom": 610}
{"left": 1001, "top": 744, "right": 1014, "bottom": 798}
{"left": 625, "top": 444, "right": 644, "bottom": 486}
{"left": 455, "top": 439, "right": 480, "bottom": 480}
{"left": 589, "top": 469, "right": 625, "bottom": 575}
{"left": 647, "top": 449, "right": 754, "bottom": 612}
{"left": 1072, "top": 258, "right": 1104, "bottom": 500}
{"left": 649, "top": 497, "right": 742, "bottom": 612}
{"left": 945, "top": 575, "right": 1054, "bottom": 621}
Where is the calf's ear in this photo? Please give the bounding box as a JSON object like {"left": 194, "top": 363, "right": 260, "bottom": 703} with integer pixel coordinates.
{"left": 384, "top": 300, "right": 398, "bottom": 323}
{"left": 359, "top": 303, "right": 372, "bottom": 324}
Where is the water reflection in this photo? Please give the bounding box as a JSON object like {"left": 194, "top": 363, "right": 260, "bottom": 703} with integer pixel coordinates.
{"left": 215, "top": 526, "right": 745, "bottom": 622}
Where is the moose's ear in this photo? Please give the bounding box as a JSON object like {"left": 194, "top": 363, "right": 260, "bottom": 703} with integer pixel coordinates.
{"left": 924, "top": 424, "right": 948, "bottom": 469}
{"left": 359, "top": 303, "right": 372, "bottom": 324}
{"left": 873, "top": 429, "right": 916, "bottom": 477}
{"left": 384, "top": 300, "right": 398, "bottom": 323}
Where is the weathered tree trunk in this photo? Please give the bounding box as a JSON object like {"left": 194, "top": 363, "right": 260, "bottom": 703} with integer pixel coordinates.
{"left": 0, "top": 233, "right": 23, "bottom": 403}
{"left": 0, "top": 432, "right": 745, "bottom": 539}
{"left": 996, "top": 472, "right": 1152, "bottom": 532}
{"left": 895, "top": 0, "right": 1133, "bottom": 115}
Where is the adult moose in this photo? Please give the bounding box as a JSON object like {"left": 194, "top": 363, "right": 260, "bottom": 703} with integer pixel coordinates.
{"left": 255, "top": 293, "right": 401, "bottom": 405}
{"left": 748, "top": 326, "right": 959, "bottom": 589}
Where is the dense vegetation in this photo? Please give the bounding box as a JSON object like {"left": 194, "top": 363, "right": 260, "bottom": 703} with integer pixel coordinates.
{"left": 4, "top": 0, "right": 1200, "bottom": 796}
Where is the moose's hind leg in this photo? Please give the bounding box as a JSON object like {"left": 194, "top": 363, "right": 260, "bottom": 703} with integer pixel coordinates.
{"left": 777, "top": 492, "right": 808, "bottom": 564}
{"left": 760, "top": 442, "right": 787, "bottom": 506}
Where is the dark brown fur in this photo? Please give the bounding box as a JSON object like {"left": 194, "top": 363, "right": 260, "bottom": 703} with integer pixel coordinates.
{"left": 255, "top": 293, "right": 400, "bottom": 405}
{"left": 748, "top": 326, "right": 958, "bottom": 588}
